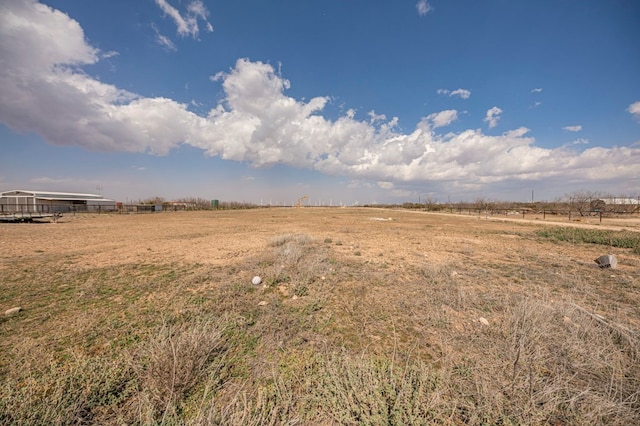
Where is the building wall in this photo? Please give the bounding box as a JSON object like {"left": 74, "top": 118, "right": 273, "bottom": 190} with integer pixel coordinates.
{"left": 1, "top": 191, "right": 116, "bottom": 213}
{"left": 0, "top": 200, "right": 118, "bottom": 213}
{"left": 0, "top": 195, "right": 36, "bottom": 213}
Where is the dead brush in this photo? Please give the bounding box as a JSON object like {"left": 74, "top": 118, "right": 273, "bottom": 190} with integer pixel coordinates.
{"left": 449, "top": 297, "right": 640, "bottom": 424}
{"left": 257, "top": 234, "right": 332, "bottom": 289}
{"left": 131, "top": 315, "right": 228, "bottom": 423}
{"left": 190, "top": 348, "right": 444, "bottom": 426}
{"left": 268, "top": 234, "right": 314, "bottom": 269}
{"left": 193, "top": 377, "right": 300, "bottom": 426}
{"left": 0, "top": 339, "right": 134, "bottom": 426}
{"left": 309, "top": 351, "right": 442, "bottom": 424}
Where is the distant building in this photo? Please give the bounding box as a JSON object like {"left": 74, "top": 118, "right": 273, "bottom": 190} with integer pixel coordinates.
{"left": 590, "top": 197, "right": 639, "bottom": 212}
{"left": 0, "top": 190, "right": 116, "bottom": 213}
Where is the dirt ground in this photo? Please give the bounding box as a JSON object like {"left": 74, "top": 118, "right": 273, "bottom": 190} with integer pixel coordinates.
{"left": 2, "top": 208, "right": 639, "bottom": 323}
{"left": 2, "top": 207, "right": 638, "bottom": 270}
{"left": 2, "top": 207, "right": 640, "bottom": 424}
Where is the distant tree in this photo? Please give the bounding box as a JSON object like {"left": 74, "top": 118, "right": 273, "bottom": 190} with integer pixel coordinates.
{"left": 564, "top": 190, "right": 600, "bottom": 216}
{"left": 472, "top": 197, "right": 495, "bottom": 212}
{"left": 401, "top": 202, "right": 423, "bottom": 209}
{"left": 423, "top": 196, "right": 438, "bottom": 210}
{"left": 173, "top": 197, "right": 212, "bottom": 209}
{"left": 141, "top": 196, "right": 166, "bottom": 205}
{"left": 218, "top": 201, "right": 259, "bottom": 210}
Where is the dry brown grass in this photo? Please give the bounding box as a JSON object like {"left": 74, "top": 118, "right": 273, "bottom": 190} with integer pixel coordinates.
{"left": 1, "top": 208, "right": 639, "bottom": 424}
{"left": 132, "top": 317, "right": 228, "bottom": 423}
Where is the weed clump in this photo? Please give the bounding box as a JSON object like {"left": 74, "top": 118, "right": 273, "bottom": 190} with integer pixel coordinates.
{"left": 132, "top": 317, "right": 228, "bottom": 423}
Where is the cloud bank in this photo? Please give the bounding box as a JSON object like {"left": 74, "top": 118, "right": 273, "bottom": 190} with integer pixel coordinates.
{"left": 1, "top": 0, "right": 638, "bottom": 197}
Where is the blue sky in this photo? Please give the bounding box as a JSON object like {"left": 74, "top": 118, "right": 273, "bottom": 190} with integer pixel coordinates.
{"left": 1, "top": 0, "right": 639, "bottom": 205}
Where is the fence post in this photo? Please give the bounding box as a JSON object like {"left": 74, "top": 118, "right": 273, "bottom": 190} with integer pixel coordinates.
{"left": 599, "top": 211, "right": 602, "bottom": 223}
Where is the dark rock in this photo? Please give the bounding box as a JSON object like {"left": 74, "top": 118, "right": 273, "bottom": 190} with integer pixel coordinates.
{"left": 594, "top": 254, "right": 617, "bottom": 269}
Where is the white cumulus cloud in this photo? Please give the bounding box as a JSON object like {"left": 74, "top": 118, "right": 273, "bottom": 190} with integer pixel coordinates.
{"left": 628, "top": 101, "right": 640, "bottom": 120}
{"left": 563, "top": 125, "right": 582, "bottom": 132}
{"left": 531, "top": 88, "right": 543, "bottom": 93}
{"left": 484, "top": 106, "right": 503, "bottom": 128}
{"left": 1, "top": 0, "right": 639, "bottom": 197}
{"left": 437, "top": 88, "right": 471, "bottom": 99}
{"left": 424, "top": 110, "right": 458, "bottom": 129}
{"left": 416, "top": 0, "right": 432, "bottom": 16}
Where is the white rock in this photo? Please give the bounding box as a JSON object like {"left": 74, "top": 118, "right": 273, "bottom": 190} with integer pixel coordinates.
{"left": 258, "top": 300, "right": 268, "bottom": 306}
{"left": 4, "top": 307, "right": 22, "bottom": 316}
{"left": 252, "top": 276, "right": 262, "bottom": 285}
{"left": 479, "top": 317, "right": 490, "bottom": 326}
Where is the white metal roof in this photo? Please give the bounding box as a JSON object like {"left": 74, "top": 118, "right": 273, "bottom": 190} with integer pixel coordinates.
{"left": 0, "top": 190, "right": 113, "bottom": 201}
{"left": 597, "top": 198, "right": 640, "bottom": 205}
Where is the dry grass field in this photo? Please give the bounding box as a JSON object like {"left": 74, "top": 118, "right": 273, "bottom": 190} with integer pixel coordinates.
{"left": 1, "top": 208, "right": 639, "bottom": 425}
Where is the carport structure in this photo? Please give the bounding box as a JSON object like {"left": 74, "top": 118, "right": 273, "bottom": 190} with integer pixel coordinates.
{"left": 0, "top": 190, "right": 115, "bottom": 215}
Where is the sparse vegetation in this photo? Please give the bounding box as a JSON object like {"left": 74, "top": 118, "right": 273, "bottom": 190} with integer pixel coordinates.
{"left": 536, "top": 226, "right": 640, "bottom": 254}
{"left": 1, "top": 209, "right": 639, "bottom": 424}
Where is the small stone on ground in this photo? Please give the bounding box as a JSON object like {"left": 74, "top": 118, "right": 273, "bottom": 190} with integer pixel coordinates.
{"left": 4, "top": 307, "right": 22, "bottom": 316}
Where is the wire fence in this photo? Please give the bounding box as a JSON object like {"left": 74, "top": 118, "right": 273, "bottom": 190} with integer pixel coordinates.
{"left": 1, "top": 203, "right": 638, "bottom": 224}
{"left": 0, "top": 203, "right": 190, "bottom": 215}
{"left": 444, "top": 207, "right": 639, "bottom": 223}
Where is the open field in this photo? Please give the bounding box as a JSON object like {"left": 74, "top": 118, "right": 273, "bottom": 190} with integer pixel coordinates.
{"left": 1, "top": 208, "right": 639, "bottom": 425}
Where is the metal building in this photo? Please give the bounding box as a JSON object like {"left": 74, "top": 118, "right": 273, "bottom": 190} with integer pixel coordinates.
{"left": 0, "top": 190, "right": 116, "bottom": 214}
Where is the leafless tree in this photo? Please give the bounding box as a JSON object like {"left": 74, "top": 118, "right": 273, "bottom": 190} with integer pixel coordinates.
{"left": 564, "top": 190, "right": 601, "bottom": 216}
